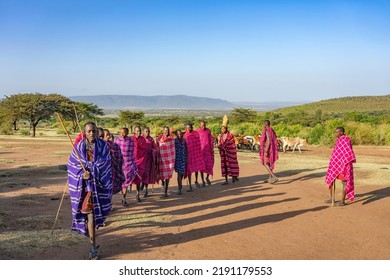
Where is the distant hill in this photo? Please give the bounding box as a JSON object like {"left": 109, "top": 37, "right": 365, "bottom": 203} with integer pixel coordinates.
{"left": 273, "top": 94, "right": 390, "bottom": 114}
{"left": 69, "top": 94, "right": 300, "bottom": 111}
{"left": 233, "top": 101, "right": 308, "bottom": 111}
{"left": 70, "top": 95, "right": 234, "bottom": 110}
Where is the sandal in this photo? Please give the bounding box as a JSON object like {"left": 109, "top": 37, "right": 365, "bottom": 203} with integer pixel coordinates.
{"left": 202, "top": 182, "right": 206, "bottom": 188}
{"left": 88, "top": 245, "right": 99, "bottom": 260}
{"left": 337, "top": 201, "right": 345, "bottom": 207}
{"left": 122, "top": 199, "right": 128, "bottom": 206}
{"left": 195, "top": 182, "right": 200, "bottom": 188}
{"left": 270, "top": 177, "right": 279, "bottom": 184}
{"left": 187, "top": 186, "right": 193, "bottom": 192}
{"left": 221, "top": 181, "right": 229, "bottom": 185}
{"left": 206, "top": 178, "right": 211, "bottom": 185}
{"left": 324, "top": 199, "right": 333, "bottom": 204}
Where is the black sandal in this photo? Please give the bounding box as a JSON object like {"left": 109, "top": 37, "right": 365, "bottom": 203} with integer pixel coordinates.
{"left": 89, "top": 245, "right": 99, "bottom": 260}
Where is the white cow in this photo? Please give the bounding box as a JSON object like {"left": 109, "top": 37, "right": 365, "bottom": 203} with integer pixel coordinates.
{"left": 279, "top": 137, "right": 308, "bottom": 153}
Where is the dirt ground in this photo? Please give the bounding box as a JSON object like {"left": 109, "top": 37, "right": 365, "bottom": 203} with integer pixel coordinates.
{"left": 0, "top": 136, "right": 389, "bottom": 260}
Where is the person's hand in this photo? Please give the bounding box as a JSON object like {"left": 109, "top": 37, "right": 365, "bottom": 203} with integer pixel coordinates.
{"left": 82, "top": 171, "right": 90, "bottom": 180}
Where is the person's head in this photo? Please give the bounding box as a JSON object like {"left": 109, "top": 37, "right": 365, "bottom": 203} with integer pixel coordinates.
{"left": 186, "top": 123, "right": 193, "bottom": 132}
{"left": 84, "top": 122, "right": 97, "bottom": 143}
{"left": 144, "top": 127, "right": 150, "bottom": 137}
{"left": 163, "top": 126, "right": 170, "bottom": 136}
{"left": 221, "top": 126, "right": 228, "bottom": 134}
{"left": 176, "top": 129, "right": 183, "bottom": 139}
{"left": 97, "top": 127, "right": 104, "bottom": 139}
{"left": 121, "top": 127, "right": 129, "bottom": 137}
{"left": 335, "top": 127, "right": 345, "bottom": 138}
{"left": 134, "top": 126, "right": 141, "bottom": 137}
{"left": 103, "top": 129, "right": 111, "bottom": 142}
{"left": 264, "top": 120, "right": 271, "bottom": 127}
{"left": 200, "top": 120, "right": 206, "bottom": 129}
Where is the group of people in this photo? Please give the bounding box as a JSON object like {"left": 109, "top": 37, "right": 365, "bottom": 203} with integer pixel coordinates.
{"left": 66, "top": 118, "right": 355, "bottom": 260}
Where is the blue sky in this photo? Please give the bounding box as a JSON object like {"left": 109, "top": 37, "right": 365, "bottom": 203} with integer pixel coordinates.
{"left": 0, "top": 0, "right": 389, "bottom": 102}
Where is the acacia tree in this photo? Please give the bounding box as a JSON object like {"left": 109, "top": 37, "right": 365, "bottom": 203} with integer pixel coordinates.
{"left": 119, "top": 110, "right": 145, "bottom": 131}
{"left": 15, "top": 93, "right": 73, "bottom": 137}
{"left": 230, "top": 107, "right": 257, "bottom": 123}
{"left": 61, "top": 101, "right": 104, "bottom": 132}
{"left": 0, "top": 95, "right": 24, "bottom": 131}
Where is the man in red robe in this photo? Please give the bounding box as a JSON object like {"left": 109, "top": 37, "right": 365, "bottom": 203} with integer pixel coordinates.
{"left": 131, "top": 126, "right": 149, "bottom": 202}
{"left": 325, "top": 127, "right": 356, "bottom": 206}
{"left": 259, "top": 120, "right": 279, "bottom": 184}
{"left": 184, "top": 123, "right": 205, "bottom": 191}
{"left": 196, "top": 120, "right": 214, "bottom": 187}
{"left": 218, "top": 126, "right": 239, "bottom": 185}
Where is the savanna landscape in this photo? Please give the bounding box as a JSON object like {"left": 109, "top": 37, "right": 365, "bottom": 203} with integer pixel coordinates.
{"left": 0, "top": 94, "right": 389, "bottom": 260}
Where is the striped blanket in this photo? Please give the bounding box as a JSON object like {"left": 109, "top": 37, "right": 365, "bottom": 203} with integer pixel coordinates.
{"left": 325, "top": 134, "right": 356, "bottom": 201}
{"left": 106, "top": 140, "right": 125, "bottom": 194}
{"left": 115, "top": 136, "right": 138, "bottom": 189}
{"left": 259, "top": 126, "right": 279, "bottom": 171}
{"left": 175, "top": 138, "right": 187, "bottom": 175}
{"left": 131, "top": 135, "right": 149, "bottom": 184}
{"left": 218, "top": 131, "right": 239, "bottom": 177}
{"left": 67, "top": 138, "right": 112, "bottom": 236}
{"left": 142, "top": 135, "right": 158, "bottom": 184}
{"left": 157, "top": 135, "right": 176, "bottom": 180}
{"left": 184, "top": 130, "right": 205, "bottom": 176}
{"left": 197, "top": 127, "right": 214, "bottom": 176}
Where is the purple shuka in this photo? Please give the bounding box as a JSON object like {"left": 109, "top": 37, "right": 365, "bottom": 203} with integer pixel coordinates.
{"left": 67, "top": 138, "right": 113, "bottom": 236}
{"left": 114, "top": 136, "right": 138, "bottom": 189}
{"left": 106, "top": 141, "right": 125, "bottom": 194}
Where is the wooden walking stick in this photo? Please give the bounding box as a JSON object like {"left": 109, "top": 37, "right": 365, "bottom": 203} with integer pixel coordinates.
{"left": 56, "top": 113, "right": 87, "bottom": 173}
{"left": 50, "top": 113, "right": 88, "bottom": 236}
{"left": 72, "top": 103, "right": 83, "bottom": 133}
{"left": 51, "top": 180, "right": 68, "bottom": 236}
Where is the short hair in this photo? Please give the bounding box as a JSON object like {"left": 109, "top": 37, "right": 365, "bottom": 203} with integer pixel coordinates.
{"left": 121, "top": 127, "right": 129, "bottom": 134}
{"left": 97, "top": 127, "right": 104, "bottom": 137}
{"left": 103, "top": 129, "right": 110, "bottom": 135}
{"left": 336, "top": 127, "right": 345, "bottom": 133}
{"left": 175, "top": 129, "right": 182, "bottom": 135}
{"left": 200, "top": 120, "right": 206, "bottom": 124}
{"left": 144, "top": 127, "right": 150, "bottom": 131}
{"left": 186, "top": 123, "right": 193, "bottom": 128}
{"left": 134, "top": 125, "right": 141, "bottom": 131}
{"left": 264, "top": 120, "right": 271, "bottom": 126}
{"left": 84, "top": 122, "right": 97, "bottom": 131}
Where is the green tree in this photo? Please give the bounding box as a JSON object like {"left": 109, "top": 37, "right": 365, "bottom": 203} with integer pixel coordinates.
{"left": 0, "top": 95, "right": 24, "bottom": 131}
{"left": 14, "top": 93, "right": 73, "bottom": 137}
{"left": 230, "top": 108, "right": 257, "bottom": 123}
{"left": 118, "top": 110, "right": 145, "bottom": 131}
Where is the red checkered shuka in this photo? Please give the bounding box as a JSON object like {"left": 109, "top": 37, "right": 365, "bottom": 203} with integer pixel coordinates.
{"left": 218, "top": 131, "right": 239, "bottom": 177}
{"left": 184, "top": 130, "right": 205, "bottom": 176}
{"left": 325, "top": 135, "right": 356, "bottom": 201}
{"left": 157, "top": 136, "right": 176, "bottom": 180}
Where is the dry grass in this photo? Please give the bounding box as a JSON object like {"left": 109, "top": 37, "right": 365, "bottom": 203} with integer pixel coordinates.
{"left": 0, "top": 229, "right": 83, "bottom": 258}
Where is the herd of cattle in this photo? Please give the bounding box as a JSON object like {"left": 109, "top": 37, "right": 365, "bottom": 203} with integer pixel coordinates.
{"left": 212, "top": 134, "right": 308, "bottom": 153}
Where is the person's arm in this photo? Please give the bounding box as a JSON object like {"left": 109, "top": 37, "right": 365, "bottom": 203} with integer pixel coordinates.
{"left": 265, "top": 131, "right": 270, "bottom": 156}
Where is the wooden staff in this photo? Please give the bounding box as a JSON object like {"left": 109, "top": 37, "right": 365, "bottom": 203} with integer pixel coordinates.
{"left": 72, "top": 103, "right": 83, "bottom": 133}
{"left": 56, "top": 113, "right": 87, "bottom": 173}
{"left": 51, "top": 180, "right": 68, "bottom": 236}
{"left": 51, "top": 113, "right": 88, "bottom": 237}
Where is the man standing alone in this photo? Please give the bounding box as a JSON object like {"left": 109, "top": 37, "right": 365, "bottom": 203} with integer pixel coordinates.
{"left": 325, "top": 127, "right": 356, "bottom": 206}
{"left": 259, "top": 120, "right": 279, "bottom": 184}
